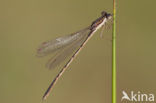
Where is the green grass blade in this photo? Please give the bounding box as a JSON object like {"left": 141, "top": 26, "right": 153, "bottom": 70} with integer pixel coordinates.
{"left": 112, "top": 0, "right": 117, "bottom": 103}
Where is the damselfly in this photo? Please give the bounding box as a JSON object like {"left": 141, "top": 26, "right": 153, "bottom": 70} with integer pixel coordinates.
{"left": 37, "top": 11, "right": 112, "bottom": 100}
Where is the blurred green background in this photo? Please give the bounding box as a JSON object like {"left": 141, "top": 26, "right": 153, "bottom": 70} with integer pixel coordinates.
{"left": 0, "top": 0, "right": 156, "bottom": 103}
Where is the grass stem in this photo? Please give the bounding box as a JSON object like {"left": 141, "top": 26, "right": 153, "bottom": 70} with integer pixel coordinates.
{"left": 112, "top": 0, "right": 116, "bottom": 103}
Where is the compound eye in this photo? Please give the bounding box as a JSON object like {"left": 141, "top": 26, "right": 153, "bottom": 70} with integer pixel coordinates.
{"left": 106, "top": 13, "right": 111, "bottom": 17}
{"left": 106, "top": 13, "right": 112, "bottom": 19}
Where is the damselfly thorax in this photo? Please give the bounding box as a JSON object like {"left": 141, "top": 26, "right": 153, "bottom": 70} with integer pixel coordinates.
{"left": 37, "top": 11, "right": 112, "bottom": 100}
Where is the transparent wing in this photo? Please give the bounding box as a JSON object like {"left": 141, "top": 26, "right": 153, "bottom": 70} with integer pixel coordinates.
{"left": 37, "top": 27, "right": 90, "bottom": 57}
{"left": 45, "top": 41, "right": 77, "bottom": 69}
{"left": 46, "top": 28, "right": 91, "bottom": 69}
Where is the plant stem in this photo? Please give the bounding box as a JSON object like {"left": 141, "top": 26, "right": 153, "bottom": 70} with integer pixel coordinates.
{"left": 112, "top": 0, "right": 116, "bottom": 103}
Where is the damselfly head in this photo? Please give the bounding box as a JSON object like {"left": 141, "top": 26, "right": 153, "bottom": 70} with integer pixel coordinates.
{"left": 101, "top": 11, "right": 112, "bottom": 19}
{"left": 90, "top": 11, "right": 112, "bottom": 31}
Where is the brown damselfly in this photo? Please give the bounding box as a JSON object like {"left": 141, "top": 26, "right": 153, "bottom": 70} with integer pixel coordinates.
{"left": 37, "top": 11, "right": 112, "bottom": 100}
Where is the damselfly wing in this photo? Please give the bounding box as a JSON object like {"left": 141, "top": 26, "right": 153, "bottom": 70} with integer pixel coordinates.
{"left": 37, "top": 27, "right": 89, "bottom": 57}
{"left": 45, "top": 27, "right": 91, "bottom": 69}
